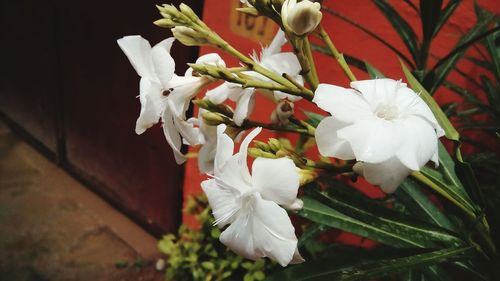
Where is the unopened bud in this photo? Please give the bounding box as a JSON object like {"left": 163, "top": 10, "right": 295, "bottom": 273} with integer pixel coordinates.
{"left": 298, "top": 168, "right": 317, "bottom": 186}
{"left": 236, "top": 7, "right": 260, "bottom": 16}
{"left": 192, "top": 99, "right": 215, "bottom": 110}
{"left": 254, "top": 140, "right": 271, "bottom": 152}
{"left": 353, "top": 162, "right": 364, "bottom": 177}
{"left": 268, "top": 138, "right": 282, "bottom": 152}
{"left": 281, "top": 0, "right": 322, "bottom": 36}
{"left": 157, "top": 4, "right": 179, "bottom": 17}
{"left": 248, "top": 148, "right": 278, "bottom": 159}
{"left": 179, "top": 3, "right": 200, "bottom": 22}
{"left": 276, "top": 149, "right": 289, "bottom": 158}
{"left": 154, "top": 18, "right": 176, "bottom": 28}
{"left": 172, "top": 26, "right": 208, "bottom": 46}
{"left": 201, "top": 112, "right": 230, "bottom": 126}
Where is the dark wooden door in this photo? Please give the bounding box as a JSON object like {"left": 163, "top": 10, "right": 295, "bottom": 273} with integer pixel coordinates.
{"left": 0, "top": 0, "right": 203, "bottom": 236}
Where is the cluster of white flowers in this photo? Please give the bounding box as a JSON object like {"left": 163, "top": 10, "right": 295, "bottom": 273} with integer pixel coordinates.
{"left": 118, "top": 0, "right": 443, "bottom": 268}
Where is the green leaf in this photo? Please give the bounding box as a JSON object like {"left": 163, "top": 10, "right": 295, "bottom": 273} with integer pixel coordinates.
{"left": 302, "top": 110, "right": 325, "bottom": 128}
{"left": 420, "top": 0, "right": 443, "bottom": 43}
{"left": 365, "top": 61, "right": 385, "bottom": 78}
{"left": 434, "top": 0, "right": 462, "bottom": 37}
{"left": 374, "top": 0, "right": 421, "bottom": 67}
{"left": 396, "top": 178, "right": 457, "bottom": 232}
{"left": 401, "top": 61, "right": 460, "bottom": 141}
{"left": 430, "top": 14, "right": 497, "bottom": 93}
{"left": 422, "top": 265, "right": 453, "bottom": 281}
{"left": 264, "top": 246, "right": 473, "bottom": 281}
{"left": 299, "top": 186, "right": 463, "bottom": 249}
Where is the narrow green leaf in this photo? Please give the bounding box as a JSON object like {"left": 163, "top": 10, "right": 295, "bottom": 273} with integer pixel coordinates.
{"left": 396, "top": 178, "right": 457, "bottom": 232}
{"left": 365, "top": 61, "right": 385, "bottom": 78}
{"left": 420, "top": 0, "right": 443, "bottom": 43}
{"left": 430, "top": 15, "right": 497, "bottom": 93}
{"left": 433, "top": 0, "right": 462, "bottom": 37}
{"left": 310, "top": 188, "right": 463, "bottom": 247}
{"left": 298, "top": 196, "right": 422, "bottom": 248}
{"left": 400, "top": 269, "right": 425, "bottom": 281}
{"left": 450, "top": 261, "right": 488, "bottom": 281}
{"left": 422, "top": 265, "right": 453, "bottom": 281}
{"left": 302, "top": 110, "right": 325, "bottom": 128}
{"left": 265, "top": 246, "right": 474, "bottom": 281}
{"left": 401, "top": 61, "right": 460, "bottom": 140}
{"left": 485, "top": 25, "right": 500, "bottom": 80}
{"left": 373, "top": 0, "right": 421, "bottom": 66}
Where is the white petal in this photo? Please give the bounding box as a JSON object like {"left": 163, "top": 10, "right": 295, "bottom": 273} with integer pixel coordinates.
{"left": 315, "top": 116, "right": 355, "bottom": 160}
{"left": 313, "top": 84, "right": 372, "bottom": 123}
{"left": 151, "top": 38, "right": 176, "bottom": 89}
{"left": 350, "top": 78, "right": 406, "bottom": 107}
{"left": 196, "top": 53, "right": 226, "bottom": 67}
{"left": 198, "top": 139, "right": 216, "bottom": 174}
{"left": 162, "top": 107, "right": 186, "bottom": 164}
{"left": 262, "top": 53, "right": 301, "bottom": 78}
{"left": 236, "top": 127, "right": 262, "bottom": 184}
{"left": 337, "top": 119, "right": 402, "bottom": 163}
{"left": 135, "top": 78, "right": 164, "bottom": 134}
{"left": 214, "top": 124, "right": 234, "bottom": 173}
{"left": 205, "top": 82, "right": 244, "bottom": 104}
{"left": 117, "top": 35, "right": 156, "bottom": 80}
{"left": 359, "top": 157, "right": 412, "bottom": 193}
{"left": 395, "top": 86, "right": 444, "bottom": 137}
{"left": 173, "top": 116, "right": 204, "bottom": 146}
{"left": 233, "top": 88, "right": 256, "bottom": 126}
{"left": 219, "top": 194, "right": 298, "bottom": 267}
{"left": 167, "top": 75, "right": 207, "bottom": 118}
{"left": 201, "top": 179, "right": 240, "bottom": 227}
{"left": 252, "top": 157, "right": 299, "bottom": 205}
{"left": 290, "top": 248, "right": 305, "bottom": 264}
{"left": 395, "top": 116, "right": 439, "bottom": 171}
{"left": 261, "top": 29, "right": 287, "bottom": 59}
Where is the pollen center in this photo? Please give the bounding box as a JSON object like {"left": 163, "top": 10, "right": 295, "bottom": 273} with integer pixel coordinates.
{"left": 375, "top": 104, "right": 399, "bottom": 120}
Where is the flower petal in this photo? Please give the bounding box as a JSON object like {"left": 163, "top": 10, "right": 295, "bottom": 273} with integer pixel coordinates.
{"left": 162, "top": 107, "right": 186, "bottom": 164}
{"left": 151, "top": 37, "right": 176, "bottom": 89}
{"left": 167, "top": 75, "right": 207, "bottom": 118}
{"left": 262, "top": 53, "right": 302, "bottom": 79}
{"left": 350, "top": 78, "right": 406, "bottom": 108}
{"left": 117, "top": 35, "right": 156, "bottom": 80}
{"left": 201, "top": 179, "right": 240, "bottom": 227}
{"left": 135, "top": 78, "right": 164, "bottom": 134}
{"left": 359, "top": 157, "right": 412, "bottom": 193}
{"left": 205, "top": 82, "right": 244, "bottom": 104}
{"left": 214, "top": 124, "right": 234, "bottom": 173}
{"left": 315, "top": 116, "right": 355, "bottom": 160}
{"left": 395, "top": 115, "right": 438, "bottom": 171}
{"left": 252, "top": 157, "right": 299, "bottom": 205}
{"left": 196, "top": 53, "right": 226, "bottom": 67}
{"left": 233, "top": 88, "right": 256, "bottom": 126}
{"left": 173, "top": 116, "right": 204, "bottom": 146}
{"left": 261, "top": 29, "right": 287, "bottom": 59}
{"left": 313, "top": 84, "right": 372, "bottom": 123}
{"left": 219, "top": 193, "right": 298, "bottom": 267}
{"left": 337, "top": 118, "right": 402, "bottom": 163}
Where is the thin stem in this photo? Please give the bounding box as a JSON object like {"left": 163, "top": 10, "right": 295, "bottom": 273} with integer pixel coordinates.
{"left": 318, "top": 26, "right": 357, "bottom": 82}
{"left": 287, "top": 34, "right": 318, "bottom": 90}
{"left": 303, "top": 37, "right": 320, "bottom": 89}
{"left": 242, "top": 119, "right": 314, "bottom": 136}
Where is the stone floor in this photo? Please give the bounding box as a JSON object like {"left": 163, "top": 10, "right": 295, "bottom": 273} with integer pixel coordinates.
{"left": 0, "top": 122, "right": 164, "bottom": 281}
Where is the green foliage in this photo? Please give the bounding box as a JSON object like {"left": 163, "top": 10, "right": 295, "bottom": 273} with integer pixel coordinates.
{"left": 158, "top": 195, "right": 277, "bottom": 281}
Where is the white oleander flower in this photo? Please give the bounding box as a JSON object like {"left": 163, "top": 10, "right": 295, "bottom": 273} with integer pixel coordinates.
{"left": 281, "top": 0, "right": 322, "bottom": 36}
{"left": 205, "top": 30, "right": 302, "bottom": 126}
{"left": 313, "top": 79, "right": 444, "bottom": 193}
{"left": 201, "top": 125, "right": 304, "bottom": 266}
{"left": 117, "top": 35, "right": 223, "bottom": 163}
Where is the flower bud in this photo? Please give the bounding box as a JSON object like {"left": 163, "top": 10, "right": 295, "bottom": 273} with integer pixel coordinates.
{"left": 281, "top": 0, "right": 322, "bottom": 36}
{"left": 298, "top": 168, "right": 318, "bottom": 186}
{"left": 248, "top": 148, "right": 278, "bottom": 159}
{"left": 268, "top": 138, "right": 282, "bottom": 152}
{"left": 172, "top": 26, "right": 208, "bottom": 46}
{"left": 283, "top": 199, "right": 304, "bottom": 211}
{"left": 201, "top": 112, "right": 230, "bottom": 126}
{"left": 153, "top": 18, "right": 176, "bottom": 28}
{"left": 254, "top": 140, "right": 271, "bottom": 152}
{"left": 179, "top": 3, "right": 200, "bottom": 22}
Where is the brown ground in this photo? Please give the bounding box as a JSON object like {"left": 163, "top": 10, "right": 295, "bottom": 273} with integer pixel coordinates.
{"left": 0, "top": 121, "right": 165, "bottom": 281}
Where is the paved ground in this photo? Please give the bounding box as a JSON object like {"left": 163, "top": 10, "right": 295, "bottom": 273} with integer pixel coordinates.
{"left": 0, "top": 122, "right": 164, "bottom": 281}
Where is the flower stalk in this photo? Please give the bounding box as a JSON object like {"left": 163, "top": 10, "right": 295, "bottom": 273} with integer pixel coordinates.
{"left": 318, "top": 26, "right": 357, "bottom": 82}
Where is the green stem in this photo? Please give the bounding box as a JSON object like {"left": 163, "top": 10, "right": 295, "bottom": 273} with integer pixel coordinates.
{"left": 318, "top": 26, "right": 357, "bottom": 82}
{"left": 287, "top": 33, "right": 319, "bottom": 91}
{"left": 303, "top": 37, "right": 320, "bottom": 89}
{"left": 242, "top": 119, "right": 314, "bottom": 136}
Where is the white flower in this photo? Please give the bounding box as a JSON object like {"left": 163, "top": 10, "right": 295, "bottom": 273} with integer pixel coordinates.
{"left": 281, "top": 0, "right": 322, "bottom": 36}
{"left": 205, "top": 30, "right": 302, "bottom": 126}
{"left": 117, "top": 35, "right": 223, "bottom": 163}
{"left": 313, "top": 79, "right": 444, "bottom": 193}
{"left": 201, "top": 125, "right": 303, "bottom": 266}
